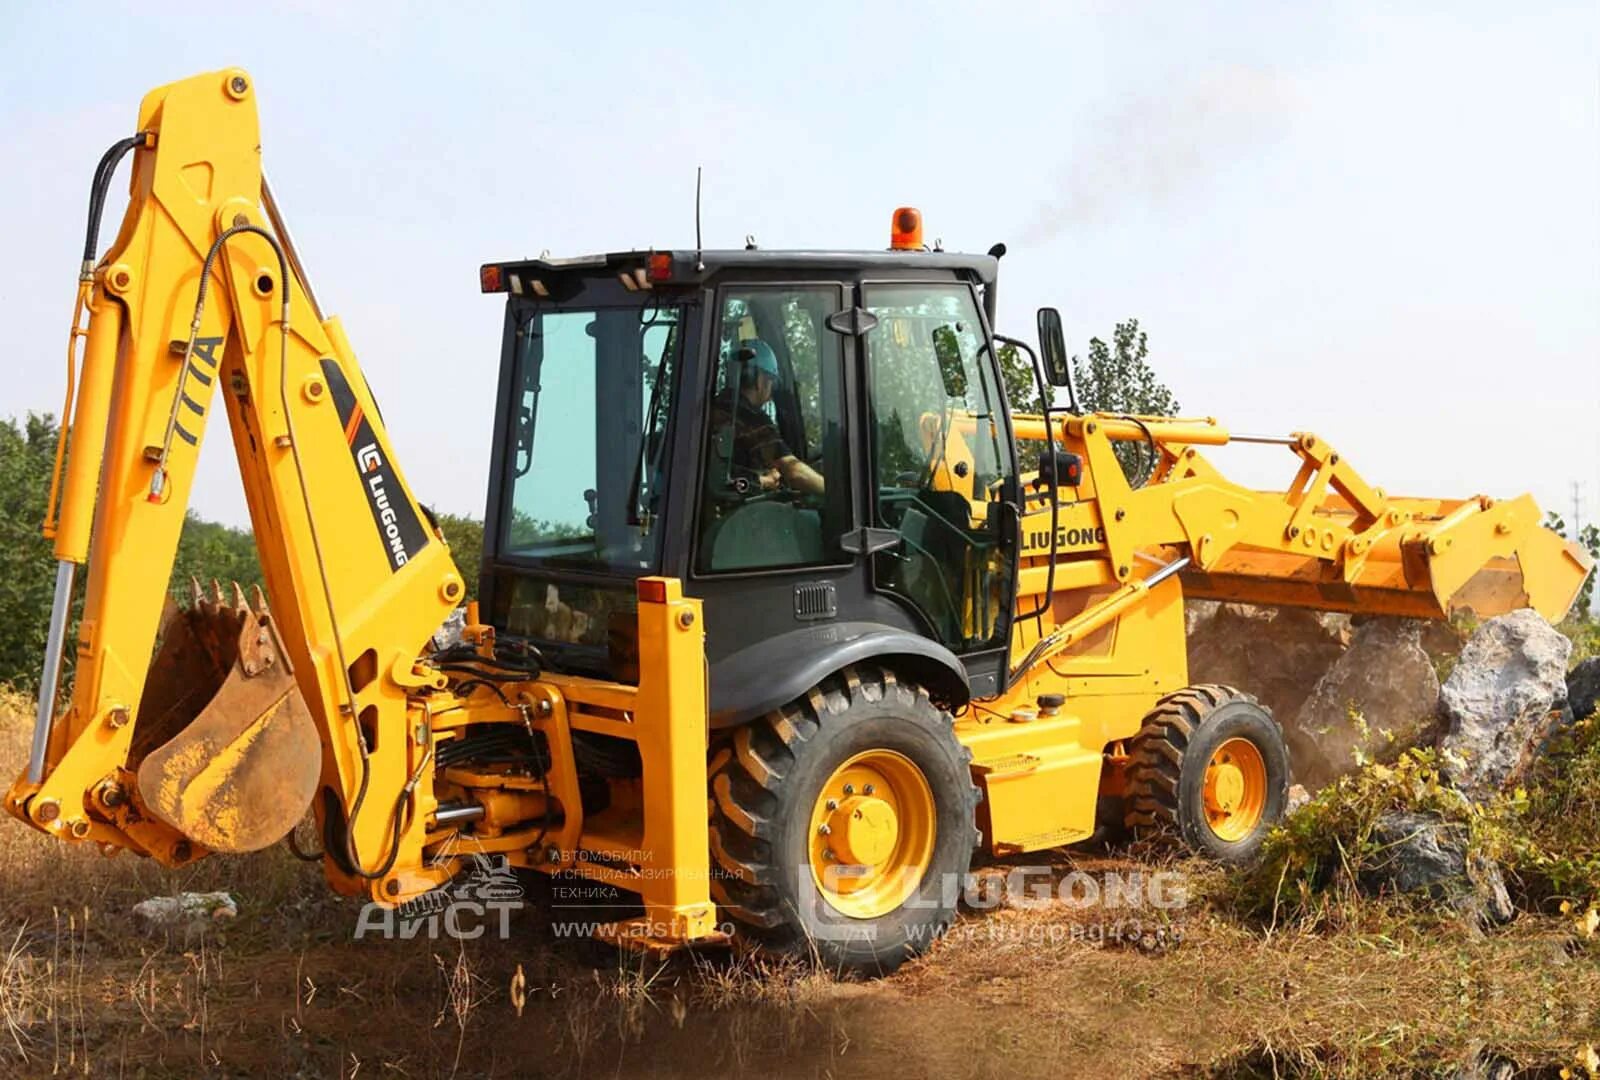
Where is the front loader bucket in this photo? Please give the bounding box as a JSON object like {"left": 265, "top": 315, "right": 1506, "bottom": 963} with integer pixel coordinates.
{"left": 1181, "top": 494, "right": 1594, "bottom": 622}
{"left": 132, "top": 581, "right": 319, "bottom": 853}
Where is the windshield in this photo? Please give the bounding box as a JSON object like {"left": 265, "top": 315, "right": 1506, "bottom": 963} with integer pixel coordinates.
{"left": 501, "top": 302, "right": 682, "bottom": 573}
{"left": 865, "top": 283, "right": 1010, "bottom": 499}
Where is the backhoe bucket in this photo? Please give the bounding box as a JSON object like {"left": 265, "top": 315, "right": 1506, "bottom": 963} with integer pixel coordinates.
{"left": 132, "top": 581, "right": 320, "bottom": 853}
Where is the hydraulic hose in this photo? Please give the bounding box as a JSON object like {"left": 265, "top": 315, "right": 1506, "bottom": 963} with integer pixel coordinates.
{"left": 81, "top": 133, "right": 148, "bottom": 274}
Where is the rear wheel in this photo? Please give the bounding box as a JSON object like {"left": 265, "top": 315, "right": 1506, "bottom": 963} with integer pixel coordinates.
{"left": 709, "top": 665, "right": 979, "bottom": 976}
{"left": 1123, "top": 685, "right": 1289, "bottom": 864}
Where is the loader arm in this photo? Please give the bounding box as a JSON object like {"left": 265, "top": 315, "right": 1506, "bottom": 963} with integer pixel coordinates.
{"left": 1002, "top": 411, "right": 1592, "bottom": 673}
{"left": 3, "top": 69, "right": 463, "bottom": 891}
{"left": 956, "top": 409, "right": 1588, "bottom": 858}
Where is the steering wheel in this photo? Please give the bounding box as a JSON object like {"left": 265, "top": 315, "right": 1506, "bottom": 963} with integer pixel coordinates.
{"left": 723, "top": 465, "right": 800, "bottom": 504}
{"left": 743, "top": 489, "right": 800, "bottom": 507}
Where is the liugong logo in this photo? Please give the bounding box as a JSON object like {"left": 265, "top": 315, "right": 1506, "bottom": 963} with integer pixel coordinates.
{"left": 357, "top": 442, "right": 410, "bottom": 566}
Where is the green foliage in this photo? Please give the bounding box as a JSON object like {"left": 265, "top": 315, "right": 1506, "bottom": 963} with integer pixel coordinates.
{"left": 1231, "top": 747, "right": 1474, "bottom": 927}
{"left": 1494, "top": 714, "right": 1600, "bottom": 907}
{"left": 0, "top": 415, "right": 501, "bottom": 693}
{"left": 996, "top": 319, "right": 1177, "bottom": 480}
{"left": 1069, "top": 318, "right": 1179, "bottom": 417}
{"left": 995, "top": 341, "right": 1042, "bottom": 416}
{"left": 170, "top": 510, "right": 262, "bottom": 599}
{"left": 996, "top": 341, "right": 1044, "bottom": 470}
{"left": 434, "top": 512, "right": 483, "bottom": 601}
{"left": 0, "top": 414, "right": 66, "bottom": 693}
{"left": 1068, "top": 319, "right": 1178, "bottom": 485}
{"left": 0, "top": 414, "right": 272, "bottom": 690}
{"left": 1561, "top": 616, "right": 1600, "bottom": 668}
{"left": 1233, "top": 719, "right": 1600, "bottom": 926}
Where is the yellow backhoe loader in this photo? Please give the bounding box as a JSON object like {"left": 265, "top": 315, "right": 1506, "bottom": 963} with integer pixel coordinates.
{"left": 7, "top": 69, "right": 1592, "bottom": 974}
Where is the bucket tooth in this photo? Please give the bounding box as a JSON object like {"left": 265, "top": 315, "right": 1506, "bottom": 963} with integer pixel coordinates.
{"left": 250, "top": 583, "right": 268, "bottom": 616}
{"left": 231, "top": 581, "right": 248, "bottom": 614}
{"left": 189, "top": 576, "right": 204, "bottom": 610}
{"left": 211, "top": 579, "right": 225, "bottom": 611}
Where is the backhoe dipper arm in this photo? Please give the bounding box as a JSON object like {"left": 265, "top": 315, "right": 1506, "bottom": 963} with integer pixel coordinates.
{"left": 4, "top": 69, "right": 462, "bottom": 889}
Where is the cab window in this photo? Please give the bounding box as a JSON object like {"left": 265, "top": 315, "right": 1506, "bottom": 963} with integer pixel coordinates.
{"left": 863, "top": 282, "right": 1015, "bottom": 650}
{"left": 695, "top": 285, "right": 851, "bottom": 573}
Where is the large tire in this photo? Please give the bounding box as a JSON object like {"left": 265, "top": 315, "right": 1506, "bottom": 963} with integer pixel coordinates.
{"left": 1123, "top": 684, "right": 1289, "bottom": 864}
{"left": 709, "top": 665, "right": 979, "bottom": 976}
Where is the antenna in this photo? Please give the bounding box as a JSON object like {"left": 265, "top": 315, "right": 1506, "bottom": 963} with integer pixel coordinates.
{"left": 694, "top": 166, "right": 705, "bottom": 271}
{"left": 1572, "top": 480, "right": 1585, "bottom": 534}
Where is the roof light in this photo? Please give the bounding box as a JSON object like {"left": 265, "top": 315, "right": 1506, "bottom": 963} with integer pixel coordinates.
{"left": 890, "top": 207, "right": 923, "bottom": 251}
{"left": 479, "top": 264, "right": 504, "bottom": 293}
{"left": 648, "top": 252, "right": 673, "bottom": 282}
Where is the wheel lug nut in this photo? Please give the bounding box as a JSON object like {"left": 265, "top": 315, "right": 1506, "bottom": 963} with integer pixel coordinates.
{"left": 863, "top": 784, "right": 875, "bottom": 795}
{"left": 842, "top": 784, "right": 854, "bottom": 795}
{"left": 825, "top": 799, "right": 838, "bottom": 811}
{"left": 818, "top": 824, "right": 831, "bottom": 836}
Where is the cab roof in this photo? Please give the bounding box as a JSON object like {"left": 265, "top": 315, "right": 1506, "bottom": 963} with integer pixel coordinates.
{"left": 481, "top": 248, "right": 999, "bottom": 293}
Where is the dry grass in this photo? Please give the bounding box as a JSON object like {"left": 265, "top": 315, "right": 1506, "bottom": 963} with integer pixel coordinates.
{"left": 2, "top": 688, "right": 1596, "bottom": 1078}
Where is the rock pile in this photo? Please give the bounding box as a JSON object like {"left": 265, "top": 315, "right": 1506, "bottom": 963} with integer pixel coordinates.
{"left": 1567, "top": 656, "right": 1600, "bottom": 723}
{"left": 1186, "top": 602, "right": 1457, "bottom": 786}
{"left": 1437, "top": 609, "right": 1571, "bottom": 798}
{"left": 1290, "top": 619, "right": 1442, "bottom": 788}
{"left": 1185, "top": 604, "right": 1347, "bottom": 724}
{"left": 1361, "top": 810, "right": 1513, "bottom": 928}
{"left": 1188, "top": 601, "right": 1585, "bottom": 928}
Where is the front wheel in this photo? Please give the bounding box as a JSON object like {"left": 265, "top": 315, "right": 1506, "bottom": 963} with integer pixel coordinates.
{"left": 709, "top": 665, "right": 979, "bottom": 976}
{"left": 1123, "top": 685, "right": 1290, "bottom": 864}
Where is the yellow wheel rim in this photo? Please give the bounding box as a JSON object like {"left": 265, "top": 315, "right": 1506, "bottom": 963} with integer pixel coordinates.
{"left": 807, "top": 749, "right": 936, "bottom": 919}
{"left": 1202, "top": 737, "right": 1267, "bottom": 842}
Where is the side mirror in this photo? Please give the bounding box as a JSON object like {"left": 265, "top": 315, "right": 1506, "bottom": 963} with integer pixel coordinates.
{"left": 1036, "top": 308, "right": 1071, "bottom": 388}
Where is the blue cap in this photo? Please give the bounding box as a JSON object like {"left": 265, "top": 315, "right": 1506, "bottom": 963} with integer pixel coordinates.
{"left": 737, "top": 339, "right": 781, "bottom": 384}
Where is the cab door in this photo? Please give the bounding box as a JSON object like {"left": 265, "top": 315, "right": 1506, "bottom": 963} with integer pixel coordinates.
{"left": 858, "top": 279, "right": 1021, "bottom": 692}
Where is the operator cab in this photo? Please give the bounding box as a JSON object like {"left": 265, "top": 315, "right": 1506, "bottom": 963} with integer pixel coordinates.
{"left": 478, "top": 216, "right": 1029, "bottom": 724}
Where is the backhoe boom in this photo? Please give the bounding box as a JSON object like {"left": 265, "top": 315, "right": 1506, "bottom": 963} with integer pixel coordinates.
{"left": 6, "top": 68, "right": 462, "bottom": 890}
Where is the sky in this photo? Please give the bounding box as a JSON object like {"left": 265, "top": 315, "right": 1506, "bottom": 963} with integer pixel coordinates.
{"left": 1, "top": 3, "right": 1596, "bottom": 532}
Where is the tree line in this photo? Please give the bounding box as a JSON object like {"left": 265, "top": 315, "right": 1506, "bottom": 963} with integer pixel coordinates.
{"left": 0, "top": 413, "right": 482, "bottom": 692}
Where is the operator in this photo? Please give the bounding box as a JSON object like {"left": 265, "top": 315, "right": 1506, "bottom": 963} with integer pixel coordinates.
{"left": 712, "top": 338, "right": 825, "bottom": 496}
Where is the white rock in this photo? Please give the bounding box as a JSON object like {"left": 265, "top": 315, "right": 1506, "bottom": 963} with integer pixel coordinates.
{"left": 430, "top": 606, "right": 467, "bottom": 652}
{"left": 1286, "top": 783, "right": 1311, "bottom": 815}
{"left": 131, "top": 891, "right": 238, "bottom": 938}
{"left": 1437, "top": 609, "right": 1570, "bottom": 798}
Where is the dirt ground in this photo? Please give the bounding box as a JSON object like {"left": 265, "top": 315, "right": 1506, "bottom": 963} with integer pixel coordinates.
{"left": 2, "top": 692, "right": 1596, "bottom": 1079}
